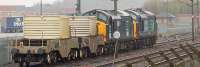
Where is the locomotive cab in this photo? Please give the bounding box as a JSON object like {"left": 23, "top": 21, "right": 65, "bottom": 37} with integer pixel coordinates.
{"left": 83, "top": 9, "right": 134, "bottom": 52}
{"left": 83, "top": 9, "right": 133, "bottom": 42}
{"left": 125, "top": 8, "right": 157, "bottom": 48}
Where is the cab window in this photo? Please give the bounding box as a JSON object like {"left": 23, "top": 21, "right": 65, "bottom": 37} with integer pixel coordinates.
{"left": 97, "top": 13, "right": 108, "bottom": 23}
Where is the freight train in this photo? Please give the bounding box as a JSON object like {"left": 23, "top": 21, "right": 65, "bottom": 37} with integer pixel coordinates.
{"left": 10, "top": 9, "right": 157, "bottom": 67}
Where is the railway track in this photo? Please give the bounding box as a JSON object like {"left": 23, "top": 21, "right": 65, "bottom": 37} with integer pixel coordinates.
{"left": 47, "top": 32, "right": 198, "bottom": 67}
{"left": 2, "top": 32, "right": 198, "bottom": 67}
{"left": 96, "top": 42, "right": 200, "bottom": 67}
{"left": 94, "top": 33, "right": 199, "bottom": 67}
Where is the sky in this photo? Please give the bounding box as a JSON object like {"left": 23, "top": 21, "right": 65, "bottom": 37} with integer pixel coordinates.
{"left": 0, "top": 0, "right": 147, "bottom": 13}
{"left": 81, "top": 0, "right": 147, "bottom": 12}
{"left": 0, "top": 0, "right": 146, "bottom": 7}
{"left": 0, "top": 0, "right": 59, "bottom": 7}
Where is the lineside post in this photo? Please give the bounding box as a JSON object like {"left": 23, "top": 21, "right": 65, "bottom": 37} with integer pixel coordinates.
{"left": 191, "top": 0, "right": 195, "bottom": 41}
{"left": 112, "top": 31, "right": 120, "bottom": 66}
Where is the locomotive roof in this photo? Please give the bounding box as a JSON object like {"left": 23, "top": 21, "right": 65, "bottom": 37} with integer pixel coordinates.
{"left": 127, "top": 8, "right": 155, "bottom": 16}
{"left": 117, "top": 10, "right": 130, "bottom": 16}
{"left": 102, "top": 10, "right": 129, "bottom": 16}
{"left": 127, "top": 9, "right": 155, "bottom": 19}
{"left": 83, "top": 9, "right": 130, "bottom": 16}
{"left": 125, "top": 10, "right": 141, "bottom": 16}
{"left": 83, "top": 9, "right": 134, "bottom": 20}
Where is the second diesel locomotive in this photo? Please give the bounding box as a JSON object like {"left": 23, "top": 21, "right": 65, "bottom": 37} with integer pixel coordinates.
{"left": 125, "top": 8, "right": 157, "bottom": 48}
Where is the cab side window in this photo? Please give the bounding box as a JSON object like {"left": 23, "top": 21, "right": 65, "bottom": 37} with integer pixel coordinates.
{"left": 97, "top": 13, "right": 108, "bottom": 23}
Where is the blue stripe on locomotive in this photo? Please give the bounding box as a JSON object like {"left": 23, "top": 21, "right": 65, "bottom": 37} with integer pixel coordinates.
{"left": 135, "top": 15, "right": 146, "bottom": 38}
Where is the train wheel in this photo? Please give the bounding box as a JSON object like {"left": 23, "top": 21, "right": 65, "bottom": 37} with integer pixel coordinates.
{"left": 138, "top": 40, "right": 142, "bottom": 49}
{"left": 79, "top": 49, "right": 83, "bottom": 59}
{"left": 143, "top": 39, "right": 147, "bottom": 48}
{"left": 123, "top": 42, "right": 129, "bottom": 51}
{"left": 107, "top": 42, "right": 115, "bottom": 53}
{"left": 137, "top": 40, "right": 141, "bottom": 49}
{"left": 123, "top": 42, "right": 127, "bottom": 50}
{"left": 132, "top": 40, "right": 136, "bottom": 49}
{"left": 104, "top": 44, "right": 109, "bottom": 55}
{"left": 96, "top": 45, "right": 104, "bottom": 56}
{"left": 71, "top": 48, "right": 80, "bottom": 60}
{"left": 145, "top": 38, "right": 148, "bottom": 48}
{"left": 153, "top": 37, "right": 157, "bottom": 44}
{"left": 110, "top": 43, "right": 114, "bottom": 53}
{"left": 151, "top": 37, "right": 154, "bottom": 47}
{"left": 146, "top": 38, "right": 149, "bottom": 48}
{"left": 41, "top": 54, "right": 48, "bottom": 65}
{"left": 12, "top": 54, "right": 18, "bottom": 63}
{"left": 47, "top": 54, "right": 51, "bottom": 64}
{"left": 81, "top": 47, "right": 89, "bottom": 58}
{"left": 117, "top": 42, "right": 121, "bottom": 51}
{"left": 25, "top": 62, "right": 30, "bottom": 67}
{"left": 48, "top": 51, "right": 62, "bottom": 64}
{"left": 67, "top": 52, "right": 72, "bottom": 61}
{"left": 68, "top": 48, "right": 75, "bottom": 60}
{"left": 19, "top": 62, "right": 24, "bottom": 67}
{"left": 127, "top": 41, "right": 132, "bottom": 50}
{"left": 81, "top": 48, "right": 87, "bottom": 58}
{"left": 122, "top": 42, "right": 125, "bottom": 50}
{"left": 50, "top": 52, "right": 57, "bottom": 64}
{"left": 72, "top": 49, "right": 76, "bottom": 60}
{"left": 132, "top": 40, "right": 137, "bottom": 50}
{"left": 75, "top": 49, "right": 80, "bottom": 60}
{"left": 147, "top": 37, "right": 151, "bottom": 48}
{"left": 130, "top": 41, "right": 133, "bottom": 49}
{"left": 151, "top": 37, "right": 155, "bottom": 47}
{"left": 142, "top": 39, "right": 146, "bottom": 48}
{"left": 137, "top": 40, "right": 140, "bottom": 49}
{"left": 132, "top": 41, "right": 135, "bottom": 49}
{"left": 121, "top": 42, "right": 124, "bottom": 51}
{"left": 149, "top": 38, "right": 151, "bottom": 47}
